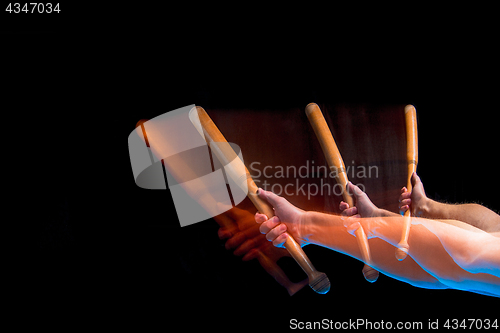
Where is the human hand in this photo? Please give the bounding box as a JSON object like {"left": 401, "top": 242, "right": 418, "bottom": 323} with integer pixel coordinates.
{"left": 214, "top": 200, "right": 309, "bottom": 295}
{"left": 253, "top": 188, "right": 309, "bottom": 248}
{"left": 339, "top": 182, "right": 381, "bottom": 218}
{"left": 337, "top": 182, "right": 381, "bottom": 239}
{"left": 215, "top": 205, "right": 270, "bottom": 260}
{"left": 399, "top": 172, "right": 428, "bottom": 217}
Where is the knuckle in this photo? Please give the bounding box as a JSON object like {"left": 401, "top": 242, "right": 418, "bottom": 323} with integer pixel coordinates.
{"left": 273, "top": 234, "right": 286, "bottom": 247}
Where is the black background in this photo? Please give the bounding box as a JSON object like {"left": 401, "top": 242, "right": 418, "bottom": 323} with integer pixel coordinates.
{"left": 4, "top": 4, "right": 498, "bottom": 331}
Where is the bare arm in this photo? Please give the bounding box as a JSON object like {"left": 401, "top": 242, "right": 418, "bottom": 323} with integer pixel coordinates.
{"left": 256, "top": 188, "right": 500, "bottom": 297}
{"left": 255, "top": 189, "right": 446, "bottom": 290}
{"left": 307, "top": 213, "right": 500, "bottom": 294}
{"left": 423, "top": 202, "right": 500, "bottom": 232}
{"left": 400, "top": 173, "right": 500, "bottom": 232}
{"left": 364, "top": 216, "right": 500, "bottom": 295}
{"left": 304, "top": 211, "right": 447, "bottom": 289}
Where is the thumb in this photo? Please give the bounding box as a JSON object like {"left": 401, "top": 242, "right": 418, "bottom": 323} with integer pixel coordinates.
{"left": 256, "top": 188, "right": 282, "bottom": 207}
{"left": 346, "top": 181, "right": 364, "bottom": 200}
{"left": 411, "top": 172, "right": 421, "bottom": 188}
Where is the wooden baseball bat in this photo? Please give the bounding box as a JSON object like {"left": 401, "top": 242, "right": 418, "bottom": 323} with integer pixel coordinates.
{"left": 305, "top": 103, "right": 379, "bottom": 283}
{"left": 189, "top": 106, "right": 330, "bottom": 294}
{"left": 395, "top": 105, "right": 418, "bottom": 261}
{"left": 135, "top": 119, "right": 308, "bottom": 295}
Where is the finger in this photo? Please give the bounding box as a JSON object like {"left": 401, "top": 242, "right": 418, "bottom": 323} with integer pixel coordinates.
{"left": 399, "top": 198, "right": 411, "bottom": 207}
{"left": 399, "top": 192, "right": 411, "bottom": 201}
{"left": 265, "top": 223, "right": 287, "bottom": 242}
{"left": 400, "top": 186, "right": 407, "bottom": 194}
{"left": 225, "top": 231, "right": 245, "bottom": 250}
{"left": 243, "top": 239, "right": 278, "bottom": 261}
{"left": 255, "top": 212, "right": 268, "bottom": 224}
{"left": 399, "top": 205, "right": 409, "bottom": 215}
{"left": 218, "top": 227, "right": 236, "bottom": 240}
{"left": 341, "top": 206, "right": 358, "bottom": 217}
{"left": 257, "top": 188, "right": 283, "bottom": 208}
{"left": 272, "top": 232, "right": 288, "bottom": 248}
{"left": 234, "top": 235, "right": 267, "bottom": 256}
{"left": 259, "top": 216, "right": 281, "bottom": 234}
{"left": 242, "top": 248, "right": 260, "bottom": 261}
{"left": 224, "top": 224, "right": 262, "bottom": 249}
{"left": 339, "top": 201, "right": 350, "bottom": 212}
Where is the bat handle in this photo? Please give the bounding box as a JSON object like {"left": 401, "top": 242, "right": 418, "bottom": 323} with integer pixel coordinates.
{"left": 255, "top": 251, "right": 308, "bottom": 296}
{"left": 283, "top": 236, "right": 330, "bottom": 294}
{"left": 396, "top": 211, "right": 411, "bottom": 260}
{"left": 354, "top": 226, "right": 379, "bottom": 283}
{"left": 283, "top": 236, "right": 314, "bottom": 276}
{"left": 250, "top": 190, "right": 330, "bottom": 294}
{"left": 396, "top": 163, "right": 417, "bottom": 260}
{"left": 343, "top": 180, "right": 379, "bottom": 282}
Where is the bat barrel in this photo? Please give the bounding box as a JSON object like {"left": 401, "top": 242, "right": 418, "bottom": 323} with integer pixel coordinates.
{"left": 305, "top": 103, "right": 352, "bottom": 206}
{"left": 397, "top": 105, "right": 418, "bottom": 261}
{"left": 193, "top": 106, "right": 330, "bottom": 294}
{"left": 405, "top": 105, "right": 418, "bottom": 167}
{"left": 306, "top": 103, "right": 379, "bottom": 282}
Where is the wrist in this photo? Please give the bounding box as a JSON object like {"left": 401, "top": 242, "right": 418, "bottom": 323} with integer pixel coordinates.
{"left": 298, "top": 210, "right": 314, "bottom": 245}
{"left": 299, "top": 211, "right": 346, "bottom": 247}
{"left": 375, "top": 208, "right": 400, "bottom": 217}
{"left": 418, "top": 197, "right": 433, "bottom": 217}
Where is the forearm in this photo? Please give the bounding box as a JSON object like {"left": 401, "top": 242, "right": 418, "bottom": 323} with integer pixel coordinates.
{"left": 407, "top": 218, "right": 500, "bottom": 276}
{"left": 370, "top": 216, "right": 500, "bottom": 295}
{"left": 376, "top": 208, "right": 400, "bottom": 217}
{"left": 423, "top": 199, "right": 500, "bottom": 232}
{"left": 302, "top": 211, "right": 446, "bottom": 289}
{"left": 302, "top": 212, "right": 500, "bottom": 295}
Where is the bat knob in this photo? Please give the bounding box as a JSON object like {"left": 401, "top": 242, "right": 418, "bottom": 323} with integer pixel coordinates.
{"left": 395, "top": 244, "right": 409, "bottom": 261}
{"left": 308, "top": 271, "right": 330, "bottom": 294}
{"left": 362, "top": 265, "right": 379, "bottom": 283}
